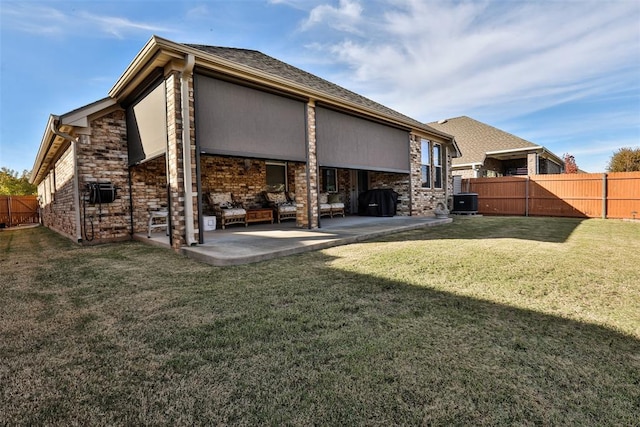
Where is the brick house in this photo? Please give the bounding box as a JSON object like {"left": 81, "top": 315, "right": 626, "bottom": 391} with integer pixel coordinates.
{"left": 31, "top": 35, "right": 460, "bottom": 248}
{"left": 428, "top": 116, "right": 564, "bottom": 178}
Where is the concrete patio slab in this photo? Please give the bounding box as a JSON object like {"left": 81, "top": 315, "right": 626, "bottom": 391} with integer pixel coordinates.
{"left": 136, "top": 215, "right": 452, "bottom": 266}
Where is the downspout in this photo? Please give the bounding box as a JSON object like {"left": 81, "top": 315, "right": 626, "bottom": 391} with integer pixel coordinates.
{"left": 50, "top": 120, "right": 82, "bottom": 242}
{"left": 181, "top": 54, "right": 197, "bottom": 246}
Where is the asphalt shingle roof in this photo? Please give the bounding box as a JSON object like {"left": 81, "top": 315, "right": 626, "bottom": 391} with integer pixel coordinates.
{"left": 185, "top": 44, "right": 442, "bottom": 134}
{"left": 427, "top": 116, "right": 538, "bottom": 166}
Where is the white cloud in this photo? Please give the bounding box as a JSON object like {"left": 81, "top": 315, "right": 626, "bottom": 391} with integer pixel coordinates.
{"left": 77, "top": 11, "right": 172, "bottom": 39}
{"left": 300, "top": 0, "right": 363, "bottom": 33}
{"left": 298, "top": 0, "right": 640, "bottom": 123}
{"left": 1, "top": 3, "right": 173, "bottom": 39}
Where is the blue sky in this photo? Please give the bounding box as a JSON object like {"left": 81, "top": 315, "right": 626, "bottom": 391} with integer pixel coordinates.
{"left": 1, "top": 0, "right": 639, "bottom": 174}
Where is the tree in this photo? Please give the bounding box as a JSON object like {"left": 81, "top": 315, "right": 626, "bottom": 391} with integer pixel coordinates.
{"left": 0, "top": 168, "right": 37, "bottom": 195}
{"left": 562, "top": 153, "right": 578, "bottom": 174}
{"left": 607, "top": 147, "right": 640, "bottom": 172}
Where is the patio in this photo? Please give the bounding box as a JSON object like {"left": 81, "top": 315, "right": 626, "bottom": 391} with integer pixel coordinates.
{"left": 136, "top": 215, "right": 452, "bottom": 266}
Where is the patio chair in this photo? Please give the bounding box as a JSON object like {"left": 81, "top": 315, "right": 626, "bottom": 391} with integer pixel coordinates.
{"left": 206, "top": 192, "right": 247, "bottom": 229}
{"left": 264, "top": 191, "right": 297, "bottom": 223}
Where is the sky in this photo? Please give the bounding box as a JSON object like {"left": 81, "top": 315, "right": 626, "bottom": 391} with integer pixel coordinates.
{"left": 1, "top": 0, "right": 639, "bottom": 174}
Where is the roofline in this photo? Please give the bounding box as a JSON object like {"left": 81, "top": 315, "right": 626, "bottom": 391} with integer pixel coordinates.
{"left": 485, "top": 146, "right": 543, "bottom": 156}
{"left": 451, "top": 162, "right": 483, "bottom": 169}
{"left": 109, "top": 35, "right": 455, "bottom": 143}
{"left": 486, "top": 145, "right": 563, "bottom": 165}
{"left": 30, "top": 115, "right": 59, "bottom": 183}
{"left": 30, "top": 98, "right": 118, "bottom": 184}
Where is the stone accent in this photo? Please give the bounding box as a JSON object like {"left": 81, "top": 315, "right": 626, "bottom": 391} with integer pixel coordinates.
{"left": 527, "top": 152, "right": 538, "bottom": 175}
{"left": 165, "top": 71, "right": 198, "bottom": 248}
{"left": 306, "top": 102, "right": 319, "bottom": 228}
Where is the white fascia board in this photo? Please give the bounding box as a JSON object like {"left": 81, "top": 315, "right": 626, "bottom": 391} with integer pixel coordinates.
{"left": 485, "top": 146, "right": 542, "bottom": 156}
{"left": 30, "top": 115, "right": 58, "bottom": 183}
{"left": 452, "top": 162, "right": 483, "bottom": 168}
{"left": 60, "top": 98, "right": 117, "bottom": 127}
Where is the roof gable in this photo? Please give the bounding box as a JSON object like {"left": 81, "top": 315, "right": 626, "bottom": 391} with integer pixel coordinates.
{"left": 185, "top": 44, "right": 434, "bottom": 131}
{"left": 427, "top": 116, "right": 538, "bottom": 166}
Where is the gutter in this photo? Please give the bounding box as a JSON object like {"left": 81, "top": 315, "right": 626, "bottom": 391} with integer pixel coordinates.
{"left": 181, "top": 53, "right": 197, "bottom": 246}
{"left": 49, "top": 119, "right": 83, "bottom": 242}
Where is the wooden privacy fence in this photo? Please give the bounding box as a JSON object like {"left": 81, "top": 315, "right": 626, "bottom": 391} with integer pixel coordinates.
{"left": 0, "top": 196, "right": 39, "bottom": 227}
{"left": 462, "top": 172, "right": 640, "bottom": 219}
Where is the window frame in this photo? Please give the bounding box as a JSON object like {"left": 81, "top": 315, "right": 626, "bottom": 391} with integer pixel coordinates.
{"left": 321, "top": 167, "right": 338, "bottom": 193}
{"left": 265, "top": 161, "right": 287, "bottom": 192}
{"left": 434, "top": 143, "right": 443, "bottom": 189}
{"left": 420, "top": 139, "right": 431, "bottom": 188}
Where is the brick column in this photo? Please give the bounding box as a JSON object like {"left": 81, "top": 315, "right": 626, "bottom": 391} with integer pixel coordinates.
{"left": 302, "top": 100, "right": 319, "bottom": 228}
{"left": 165, "top": 70, "right": 198, "bottom": 249}
{"left": 527, "top": 152, "right": 538, "bottom": 175}
{"left": 165, "top": 72, "right": 185, "bottom": 248}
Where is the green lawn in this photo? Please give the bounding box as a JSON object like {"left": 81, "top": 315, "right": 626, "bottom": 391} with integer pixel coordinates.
{"left": 1, "top": 217, "right": 639, "bottom": 425}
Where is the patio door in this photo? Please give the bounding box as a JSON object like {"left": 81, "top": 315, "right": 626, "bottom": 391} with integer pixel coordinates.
{"left": 350, "top": 170, "right": 369, "bottom": 213}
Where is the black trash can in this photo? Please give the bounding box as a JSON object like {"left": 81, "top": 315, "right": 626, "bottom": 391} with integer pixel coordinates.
{"left": 358, "top": 189, "right": 399, "bottom": 216}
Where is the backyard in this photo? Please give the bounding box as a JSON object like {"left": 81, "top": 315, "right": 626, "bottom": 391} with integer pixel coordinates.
{"left": 1, "top": 217, "right": 639, "bottom": 425}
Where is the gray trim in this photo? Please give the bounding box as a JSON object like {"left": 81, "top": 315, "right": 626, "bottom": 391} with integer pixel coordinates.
{"left": 315, "top": 106, "right": 410, "bottom": 173}
{"left": 194, "top": 74, "right": 307, "bottom": 162}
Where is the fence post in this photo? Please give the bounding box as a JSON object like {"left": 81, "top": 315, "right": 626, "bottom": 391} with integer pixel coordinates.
{"left": 7, "top": 196, "right": 12, "bottom": 227}
{"left": 525, "top": 176, "right": 529, "bottom": 217}
{"left": 602, "top": 173, "right": 607, "bottom": 219}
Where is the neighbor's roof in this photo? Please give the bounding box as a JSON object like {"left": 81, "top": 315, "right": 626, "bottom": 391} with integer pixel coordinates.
{"left": 427, "top": 116, "right": 544, "bottom": 166}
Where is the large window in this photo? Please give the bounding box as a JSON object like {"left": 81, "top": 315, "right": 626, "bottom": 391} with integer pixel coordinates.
{"left": 434, "top": 143, "right": 443, "bottom": 189}
{"left": 421, "top": 139, "right": 431, "bottom": 188}
{"left": 266, "top": 162, "right": 287, "bottom": 192}
{"left": 321, "top": 168, "right": 338, "bottom": 193}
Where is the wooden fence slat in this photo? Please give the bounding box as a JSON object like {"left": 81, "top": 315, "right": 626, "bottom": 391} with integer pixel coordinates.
{"left": 0, "top": 196, "right": 39, "bottom": 227}
{"left": 462, "top": 172, "right": 640, "bottom": 220}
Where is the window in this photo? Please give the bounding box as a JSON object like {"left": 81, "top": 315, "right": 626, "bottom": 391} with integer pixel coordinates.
{"left": 421, "top": 139, "right": 431, "bottom": 188}
{"left": 266, "top": 162, "right": 287, "bottom": 192}
{"left": 434, "top": 143, "right": 443, "bottom": 189}
{"left": 321, "top": 168, "right": 338, "bottom": 192}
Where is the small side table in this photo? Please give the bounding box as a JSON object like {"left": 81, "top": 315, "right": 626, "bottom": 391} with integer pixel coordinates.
{"left": 148, "top": 210, "right": 169, "bottom": 238}
{"left": 246, "top": 208, "right": 274, "bottom": 225}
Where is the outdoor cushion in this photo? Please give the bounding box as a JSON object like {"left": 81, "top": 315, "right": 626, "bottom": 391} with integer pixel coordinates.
{"left": 328, "top": 193, "right": 341, "bottom": 204}
{"left": 221, "top": 208, "right": 246, "bottom": 216}
{"left": 319, "top": 193, "right": 328, "bottom": 204}
{"left": 266, "top": 191, "right": 288, "bottom": 205}
{"left": 278, "top": 205, "right": 296, "bottom": 213}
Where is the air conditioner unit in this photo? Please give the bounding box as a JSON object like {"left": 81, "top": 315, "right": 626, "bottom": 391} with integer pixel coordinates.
{"left": 452, "top": 193, "right": 478, "bottom": 214}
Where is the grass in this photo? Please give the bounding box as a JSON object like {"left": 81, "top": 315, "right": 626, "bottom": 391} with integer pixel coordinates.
{"left": 1, "top": 217, "right": 639, "bottom": 425}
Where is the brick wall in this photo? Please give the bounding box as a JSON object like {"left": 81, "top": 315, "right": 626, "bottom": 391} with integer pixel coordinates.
{"left": 130, "top": 155, "right": 167, "bottom": 233}
{"left": 409, "top": 134, "right": 451, "bottom": 215}
{"left": 76, "top": 109, "right": 130, "bottom": 243}
{"left": 200, "top": 156, "right": 305, "bottom": 209}
{"left": 39, "top": 147, "right": 77, "bottom": 240}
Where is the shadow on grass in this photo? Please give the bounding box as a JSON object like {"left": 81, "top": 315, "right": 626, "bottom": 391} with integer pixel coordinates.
{"left": 3, "top": 225, "right": 638, "bottom": 426}
{"left": 378, "top": 215, "right": 587, "bottom": 244}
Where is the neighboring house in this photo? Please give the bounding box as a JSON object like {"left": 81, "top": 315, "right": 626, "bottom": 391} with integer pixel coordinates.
{"left": 428, "top": 116, "right": 564, "bottom": 178}
{"left": 31, "top": 35, "right": 460, "bottom": 248}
